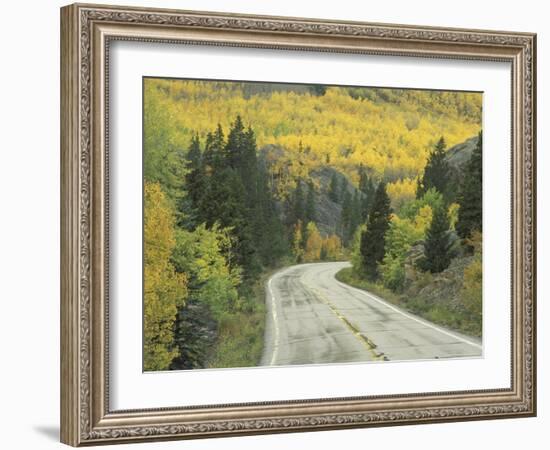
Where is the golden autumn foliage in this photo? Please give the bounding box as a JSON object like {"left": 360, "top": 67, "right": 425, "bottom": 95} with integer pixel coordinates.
{"left": 293, "top": 221, "right": 343, "bottom": 263}
{"left": 144, "top": 182, "right": 188, "bottom": 371}
{"left": 386, "top": 177, "right": 417, "bottom": 211}
{"left": 144, "top": 78, "right": 481, "bottom": 194}
{"left": 448, "top": 202, "right": 460, "bottom": 230}
{"left": 322, "top": 234, "right": 344, "bottom": 261}
{"left": 303, "top": 222, "right": 323, "bottom": 262}
{"left": 292, "top": 221, "right": 305, "bottom": 263}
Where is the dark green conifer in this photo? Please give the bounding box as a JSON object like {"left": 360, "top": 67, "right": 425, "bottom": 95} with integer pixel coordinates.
{"left": 419, "top": 204, "right": 453, "bottom": 273}
{"left": 456, "top": 131, "right": 483, "bottom": 239}
{"left": 360, "top": 182, "right": 392, "bottom": 280}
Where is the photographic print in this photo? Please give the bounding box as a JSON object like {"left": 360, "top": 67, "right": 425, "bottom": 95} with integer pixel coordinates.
{"left": 143, "top": 78, "right": 483, "bottom": 372}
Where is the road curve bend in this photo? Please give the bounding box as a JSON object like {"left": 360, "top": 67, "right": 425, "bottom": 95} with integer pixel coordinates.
{"left": 261, "top": 261, "right": 482, "bottom": 367}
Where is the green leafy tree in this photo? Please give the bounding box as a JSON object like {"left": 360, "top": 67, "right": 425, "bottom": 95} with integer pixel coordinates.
{"left": 380, "top": 216, "right": 425, "bottom": 292}
{"left": 419, "top": 203, "right": 454, "bottom": 273}
{"left": 456, "top": 131, "right": 482, "bottom": 239}
{"left": 360, "top": 182, "right": 392, "bottom": 280}
{"left": 143, "top": 182, "right": 187, "bottom": 371}
{"left": 170, "top": 223, "right": 241, "bottom": 369}
{"left": 416, "top": 137, "right": 450, "bottom": 200}
{"left": 401, "top": 187, "right": 443, "bottom": 220}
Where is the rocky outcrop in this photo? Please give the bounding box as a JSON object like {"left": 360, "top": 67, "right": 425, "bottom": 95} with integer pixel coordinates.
{"left": 308, "top": 166, "right": 361, "bottom": 237}
{"left": 445, "top": 135, "right": 479, "bottom": 184}
{"left": 402, "top": 242, "right": 474, "bottom": 312}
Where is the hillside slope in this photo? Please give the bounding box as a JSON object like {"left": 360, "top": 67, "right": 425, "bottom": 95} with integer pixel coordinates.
{"left": 144, "top": 78, "right": 482, "bottom": 193}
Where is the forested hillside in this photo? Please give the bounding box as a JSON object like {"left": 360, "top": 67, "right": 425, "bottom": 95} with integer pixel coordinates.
{"left": 143, "top": 78, "right": 483, "bottom": 371}
{"left": 144, "top": 79, "right": 481, "bottom": 201}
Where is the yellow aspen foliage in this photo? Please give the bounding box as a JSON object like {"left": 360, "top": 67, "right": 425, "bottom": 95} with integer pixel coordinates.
{"left": 387, "top": 178, "right": 417, "bottom": 211}
{"left": 448, "top": 202, "right": 460, "bottom": 230}
{"left": 144, "top": 78, "right": 481, "bottom": 194}
{"left": 322, "top": 234, "right": 343, "bottom": 260}
{"left": 414, "top": 205, "right": 433, "bottom": 235}
{"left": 303, "top": 222, "right": 323, "bottom": 262}
{"left": 292, "top": 221, "right": 305, "bottom": 263}
{"left": 144, "top": 182, "right": 188, "bottom": 371}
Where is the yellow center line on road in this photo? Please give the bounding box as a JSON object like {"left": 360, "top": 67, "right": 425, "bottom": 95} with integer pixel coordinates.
{"left": 305, "top": 283, "right": 386, "bottom": 362}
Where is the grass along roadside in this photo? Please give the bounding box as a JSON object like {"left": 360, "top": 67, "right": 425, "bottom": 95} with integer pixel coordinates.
{"left": 206, "top": 265, "right": 289, "bottom": 369}
{"left": 335, "top": 267, "right": 481, "bottom": 338}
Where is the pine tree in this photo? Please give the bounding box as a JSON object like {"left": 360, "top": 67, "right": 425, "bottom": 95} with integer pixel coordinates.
{"left": 290, "top": 182, "right": 305, "bottom": 226}
{"left": 183, "top": 134, "right": 204, "bottom": 225}
{"left": 305, "top": 181, "right": 316, "bottom": 224}
{"left": 339, "top": 178, "right": 348, "bottom": 203}
{"left": 225, "top": 115, "right": 246, "bottom": 169}
{"left": 350, "top": 191, "right": 362, "bottom": 239}
{"left": 416, "top": 137, "right": 450, "bottom": 200}
{"left": 360, "top": 182, "right": 392, "bottom": 280}
{"left": 202, "top": 125, "right": 225, "bottom": 174}
{"left": 358, "top": 167, "right": 376, "bottom": 220}
{"left": 419, "top": 203, "right": 453, "bottom": 273}
{"left": 255, "top": 160, "right": 288, "bottom": 266}
{"left": 329, "top": 173, "right": 340, "bottom": 202}
{"left": 456, "top": 131, "right": 482, "bottom": 239}
{"left": 358, "top": 165, "right": 369, "bottom": 193}
{"left": 340, "top": 190, "right": 352, "bottom": 244}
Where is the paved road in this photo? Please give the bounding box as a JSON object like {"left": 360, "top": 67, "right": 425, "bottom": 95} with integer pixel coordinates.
{"left": 261, "top": 262, "right": 482, "bottom": 366}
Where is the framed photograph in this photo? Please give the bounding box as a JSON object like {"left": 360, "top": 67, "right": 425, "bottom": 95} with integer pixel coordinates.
{"left": 60, "top": 3, "right": 536, "bottom": 446}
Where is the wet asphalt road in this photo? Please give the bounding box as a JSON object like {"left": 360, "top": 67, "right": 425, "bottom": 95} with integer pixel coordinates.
{"left": 261, "top": 262, "right": 482, "bottom": 367}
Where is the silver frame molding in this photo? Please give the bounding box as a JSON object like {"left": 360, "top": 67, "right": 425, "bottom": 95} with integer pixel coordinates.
{"left": 61, "top": 3, "right": 536, "bottom": 446}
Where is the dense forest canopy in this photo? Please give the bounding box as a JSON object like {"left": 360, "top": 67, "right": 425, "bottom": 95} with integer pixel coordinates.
{"left": 143, "top": 77, "right": 483, "bottom": 371}
{"left": 144, "top": 79, "right": 481, "bottom": 195}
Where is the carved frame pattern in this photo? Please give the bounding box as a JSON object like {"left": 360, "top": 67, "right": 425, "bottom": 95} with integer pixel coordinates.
{"left": 60, "top": 3, "right": 536, "bottom": 446}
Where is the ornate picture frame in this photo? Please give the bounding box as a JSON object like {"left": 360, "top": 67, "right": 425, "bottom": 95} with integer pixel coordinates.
{"left": 60, "top": 3, "right": 536, "bottom": 446}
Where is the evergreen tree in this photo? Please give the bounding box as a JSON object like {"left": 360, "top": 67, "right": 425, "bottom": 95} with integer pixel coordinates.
{"left": 360, "top": 182, "right": 392, "bottom": 280}
{"left": 350, "top": 191, "right": 362, "bottom": 239}
{"left": 419, "top": 203, "right": 453, "bottom": 273}
{"left": 416, "top": 137, "right": 450, "bottom": 200}
{"left": 183, "top": 134, "right": 203, "bottom": 226}
{"left": 329, "top": 173, "right": 340, "bottom": 202}
{"left": 202, "top": 125, "right": 225, "bottom": 174}
{"left": 456, "top": 131, "right": 482, "bottom": 239}
{"left": 290, "top": 182, "right": 305, "bottom": 226}
{"left": 255, "top": 161, "right": 288, "bottom": 266}
{"left": 358, "top": 167, "right": 376, "bottom": 220}
{"left": 305, "top": 181, "right": 316, "bottom": 224}
{"left": 340, "top": 190, "right": 352, "bottom": 244}
{"left": 225, "top": 115, "right": 246, "bottom": 169}
{"left": 339, "top": 179, "right": 348, "bottom": 203}
{"left": 358, "top": 165, "right": 369, "bottom": 193}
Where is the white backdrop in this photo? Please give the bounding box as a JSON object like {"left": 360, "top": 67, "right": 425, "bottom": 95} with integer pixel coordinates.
{"left": 0, "top": 0, "right": 546, "bottom": 449}
{"left": 110, "top": 42, "right": 510, "bottom": 410}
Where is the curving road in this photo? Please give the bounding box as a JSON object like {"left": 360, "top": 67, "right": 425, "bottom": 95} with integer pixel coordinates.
{"left": 261, "top": 262, "right": 482, "bottom": 367}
